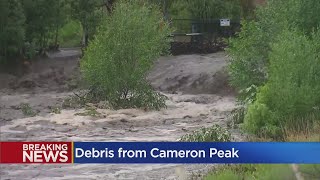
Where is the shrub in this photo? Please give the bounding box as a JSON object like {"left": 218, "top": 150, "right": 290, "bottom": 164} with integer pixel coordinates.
{"left": 24, "top": 41, "right": 37, "bottom": 60}
{"left": 227, "top": 20, "right": 270, "bottom": 102}
{"left": 50, "top": 106, "right": 61, "bottom": 114}
{"left": 243, "top": 29, "right": 320, "bottom": 139}
{"left": 244, "top": 103, "right": 280, "bottom": 139}
{"left": 80, "top": 1, "right": 172, "bottom": 110}
{"left": 20, "top": 103, "right": 37, "bottom": 117}
{"left": 227, "top": 0, "right": 320, "bottom": 102}
{"left": 266, "top": 30, "right": 320, "bottom": 117}
{"left": 179, "top": 125, "right": 231, "bottom": 142}
{"left": 186, "top": 0, "right": 241, "bottom": 20}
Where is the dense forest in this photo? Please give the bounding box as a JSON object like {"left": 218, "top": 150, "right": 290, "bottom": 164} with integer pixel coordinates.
{"left": 0, "top": 0, "right": 109, "bottom": 62}
{"left": 0, "top": 0, "right": 258, "bottom": 64}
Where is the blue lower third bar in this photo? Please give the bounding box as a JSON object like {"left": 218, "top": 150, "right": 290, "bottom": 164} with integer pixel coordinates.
{"left": 73, "top": 142, "right": 320, "bottom": 164}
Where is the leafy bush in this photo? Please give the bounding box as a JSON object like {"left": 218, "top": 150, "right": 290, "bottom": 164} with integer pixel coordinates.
{"left": 81, "top": 1, "right": 171, "bottom": 110}
{"left": 227, "top": 20, "right": 270, "bottom": 101}
{"left": 244, "top": 94, "right": 279, "bottom": 138}
{"left": 243, "top": 29, "right": 320, "bottom": 139}
{"left": 24, "top": 41, "right": 37, "bottom": 60}
{"left": 228, "top": 0, "right": 320, "bottom": 139}
{"left": 50, "top": 106, "right": 61, "bottom": 114}
{"left": 227, "top": 0, "right": 320, "bottom": 102}
{"left": 180, "top": 125, "right": 231, "bottom": 142}
{"left": 20, "top": 103, "right": 37, "bottom": 117}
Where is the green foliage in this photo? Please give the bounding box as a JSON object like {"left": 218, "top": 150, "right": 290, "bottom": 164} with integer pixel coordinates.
{"left": 300, "top": 165, "right": 320, "bottom": 180}
{"left": 180, "top": 125, "right": 231, "bottom": 142}
{"left": 58, "top": 20, "right": 83, "bottom": 48}
{"left": 265, "top": 30, "right": 320, "bottom": 118}
{"left": 50, "top": 106, "right": 61, "bottom": 114}
{"left": 206, "top": 169, "right": 241, "bottom": 180}
{"left": 75, "top": 106, "right": 102, "bottom": 117}
{"left": 20, "top": 103, "right": 37, "bottom": 117}
{"left": 205, "top": 132, "right": 320, "bottom": 179}
{"left": 205, "top": 165, "right": 256, "bottom": 180}
{"left": 243, "top": 29, "right": 320, "bottom": 139}
{"left": 228, "top": 0, "right": 320, "bottom": 139}
{"left": 239, "top": 0, "right": 255, "bottom": 19}
{"left": 227, "top": 20, "right": 269, "bottom": 101}
{"left": 205, "top": 164, "right": 296, "bottom": 180}
{"left": 1, "top": 0, "right": 86, "bottom": 62}
{"left": 23, "top": 0, "right": 67, "bottom": 51}
{"left": 206, "top": 164, "right": 320, "bottom": 180}
{"left": 148, "top": 0, "right": 173, "bottom": 20}
{"left": 228, "top": 0, "right": 320, "bottom": 102}
{"left": 81, "top": 1, "right": 171, "bottom": 110}
{"left": 0, "top": 0, "right": 104, "bottom": 63}
{"left": 244, "top": 94, "right": 280, "bottom": 138}
{"left": 24, "top": 42, "right": 37, "bottom": 60}
{"left": 0, "top": 0, "right": 25, "bottom": 62}
{"left": 168, "top": 0, "right": 190, "bottom": 19}
{"left": 70, "top": 0, "right": 105, "bottom": 46}
{"left": 186, "top": 0, "right": 241, "bottom": 20}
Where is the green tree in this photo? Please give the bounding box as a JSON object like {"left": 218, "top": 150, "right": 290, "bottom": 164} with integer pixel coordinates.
{"left": 239, "top": 0, "right": 255, "bottom": 19}
{"left": 23, "top": 0, "right": 68, "bottom": 53}
{"left": 148, "top": 0, "right": 174, "bottom": 20}
{"left": 81, "top": 0, "right": 172, "bottom": 110}
{"left": 244, "top": 29, "right": 320, "bottom": 139}
{"left": 228, "top": 0, "right": 320, "bottom": 102}
{"left": 228, "top": 0, "right": 320, "bottom": 139}
{"left": 70, "top": 0, "right": 105, "bottom": 47}
{"left": 51, "top": 0, "right": 68, "bottom": 49}
{"left": 186, "top": 0, "right": 241, "bottom": 20}
{"left": 0, "top": 0, "right": 25, "bottom": 63}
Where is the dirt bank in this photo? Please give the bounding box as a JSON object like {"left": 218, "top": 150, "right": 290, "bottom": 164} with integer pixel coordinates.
{"left": 0, "top": 48, "right": 80, "bottom": 93}
{"left": 148, "top": 52, "right": 234, "bottom": 95}
{"left": 0, "top": 51, "right": 243, "bottom": 180}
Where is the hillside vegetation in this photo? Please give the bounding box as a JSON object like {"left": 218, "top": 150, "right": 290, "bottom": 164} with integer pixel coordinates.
{"left": 228, "top": 0, "right": 320, "bottom": 140}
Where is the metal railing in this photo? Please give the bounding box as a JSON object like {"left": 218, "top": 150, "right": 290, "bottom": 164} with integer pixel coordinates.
{"left": 169, "top": 18, "right": 240, "bottom": 55}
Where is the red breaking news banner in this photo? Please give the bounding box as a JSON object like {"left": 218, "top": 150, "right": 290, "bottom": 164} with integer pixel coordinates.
{"left": 0, "top": 142, "right": 72, "bottom": 163}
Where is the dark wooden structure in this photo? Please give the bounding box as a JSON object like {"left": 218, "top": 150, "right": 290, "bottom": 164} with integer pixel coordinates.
{"left": 169, "top": 19, "right": 240, "bottom": 55}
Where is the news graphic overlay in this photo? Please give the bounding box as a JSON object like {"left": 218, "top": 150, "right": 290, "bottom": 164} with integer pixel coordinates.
{"left": 1, "top": 142, "right": 319, "bottom": 164}
{"left": 0, "top": 142, "right": 72, "bottom": 163}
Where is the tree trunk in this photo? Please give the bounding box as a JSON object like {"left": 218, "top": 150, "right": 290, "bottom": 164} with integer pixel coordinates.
{"left": 82, "top": 26, "right": 89, "bottom": 47}
{"left": 81, "top": 26, "right": 88, "bottom": 58}
{"left": 105, "top": 0, "right": 115, "bottom": 14}
{"left": 240, "top": 0, "right": 255, "bottom": 19}
{"left": 54, "top": 25, "right": 59, "bottom": 49}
